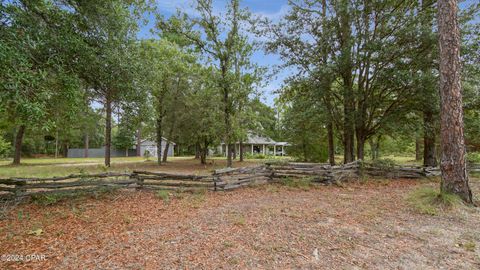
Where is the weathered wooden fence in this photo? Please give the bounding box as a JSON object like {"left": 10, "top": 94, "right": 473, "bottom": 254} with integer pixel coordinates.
{"left": 1, "top": 161, "right": 479, "bottom": 198}
{"left": 0, "top": 171, "right": 215, "bottom": 198}
{"left": 213, "top": 165, "right": 272, "bottom": 191}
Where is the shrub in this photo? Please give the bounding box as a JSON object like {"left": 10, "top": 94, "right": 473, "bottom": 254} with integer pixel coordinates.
{"left": 371, "top": 158, "right": 397, "bottom": 170}
{"left": 0, "top": 136, "right": 11, "bottom": 158}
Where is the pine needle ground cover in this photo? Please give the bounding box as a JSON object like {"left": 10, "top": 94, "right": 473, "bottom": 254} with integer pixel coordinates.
{"left": 1, "top": 177, "right": 479, "bottom": 269}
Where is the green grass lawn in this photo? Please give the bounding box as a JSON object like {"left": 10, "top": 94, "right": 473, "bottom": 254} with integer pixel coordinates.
{"left": 0, "top": 156, "right": 193, "bottom": 178}
{"left": 0, "top": 154, "right": 420, "bottom": 178}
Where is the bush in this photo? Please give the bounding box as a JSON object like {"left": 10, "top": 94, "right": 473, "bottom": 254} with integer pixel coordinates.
{"left": 244, "top": 153, "right": 269, "bottom": 159}
{"left": 0, "top": 136, "right": 11, "bottom": 158}
{"left": 370, "top": 158, "right": 397, "bottom": 170}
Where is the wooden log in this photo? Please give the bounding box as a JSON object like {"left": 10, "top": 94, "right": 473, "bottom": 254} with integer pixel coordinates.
{"left": 138, "top": 176, "right": 213, "bottom": 182}
{"left": 0, "top": 186, "right": 15, "bottom": 192}
{"left": 8, "top": 172, "right": 130, "bottom": 182}
{"left": 141, "top": 181, "right": 213, "bottom": 188}
{"left": 142, "top": 186, "right": 212, "bottom": 192}
{"left": 134, "top": 171, "right": 209, "bottom": 180}
{"left": 16, "top": 186, "right": 132, "bottom": 197}
{"left": 213, "top": 165, "right": 266, "bottom": 175}
{"left": 22, "top": 180, "right": 138, "bottom": 189}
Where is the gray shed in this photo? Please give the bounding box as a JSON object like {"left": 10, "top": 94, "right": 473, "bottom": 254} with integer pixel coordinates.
{"left": 137, "top": 138, "right": 175, "bottom": 158}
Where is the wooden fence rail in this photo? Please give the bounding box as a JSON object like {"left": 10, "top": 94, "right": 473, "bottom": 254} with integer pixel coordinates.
{"left": 0, "top": 171, "right": 215, "bottom": 198}
{"left": 1, "top": 161, "right": 479, "bottom": 198}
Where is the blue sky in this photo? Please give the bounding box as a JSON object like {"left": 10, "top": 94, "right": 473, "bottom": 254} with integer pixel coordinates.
{"left": 139, "top": 0, "right": 479, "bottom": 106}
{"left": 138, "top": 0, "right": 291, "bottom": 106}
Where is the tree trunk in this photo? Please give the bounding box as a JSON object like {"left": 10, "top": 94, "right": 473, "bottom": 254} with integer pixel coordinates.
{"left": 423, "top": 111, "right": 438, "bottom": 167}
{"left": 369, "top": 140, "right": 376, "bottom": 160}
{"left": 195, "top": 142, "right": 200, "bottom": 159}
{"left": 438, "top": 0, "right": 473, "bottom": 203}
{"left": 136, "top": 128, "right": 141, "bottom": 156}
{"left": 221, "top": 62, "right": 233, "bottom": 167}
{"left": 62, "top": 142, "right": 68, "bottom": 157}
{"left": 327, "top": 120, "right": 335, "bottom": 165}
{"left": 239, "top": 141, "right": 244, "bottom": 162}
{"left": 162, "top": 141, "right": 170, "bottom": 163}
{"left": 415, "top": 137, "right": 421, "bottom": 161}
{"left": 156, "top": 117, "right": 162, "bottom": 165}
{"left": 370, "top": 136, "right": 381, "bottom": 160}
{"left": 13, "top": 125, "right": 26, "bottom": 165}
{"left": 356, "top": 135, "right": 365, "bottom": 161}
{"left": 84, "top": 133, "right": 89, "bottom": 158}
{"left": 339, "top": 0, "right": 355, "bottom": 164}
{"left": 200, "top": 139, "right": 209, "bottom": 165}
{"left": 105, "top": 93, "right": 112, "bottom": 167}
{"left": 233, "top": 144, "right": 237, "bottom": 160}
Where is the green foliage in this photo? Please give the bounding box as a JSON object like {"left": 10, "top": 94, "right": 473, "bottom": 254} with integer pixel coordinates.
{"left": 467, "top": 152, "right": 480, "bottom": 164}
{"left": 370, "top": 158, "right": 397, "bottom": 170}
{"left": 407, "top": 187, "right": 464, "bottom": 216}
{"left": 280, "top": 85, "right": 328, "bottom": 163}
{"left": 0, "top": 135, "right": 11, "bottom": 158}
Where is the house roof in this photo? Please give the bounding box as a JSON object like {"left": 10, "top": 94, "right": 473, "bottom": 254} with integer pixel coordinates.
{"left": 245, "top": 133, "right": 277, "bottom": 145}
{"left": 221, "top": 133, "right": 279, "bottom": 145}
{"left": 275, "top": 142, "right": 291, "bottom": 146}
{"left": 141, "top": 138, "right": 176, "bottom": 146}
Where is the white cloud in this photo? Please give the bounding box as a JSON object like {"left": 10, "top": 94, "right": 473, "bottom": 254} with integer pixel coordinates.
{"left": 252, "top": 4, "right": 290, "bottom": 22}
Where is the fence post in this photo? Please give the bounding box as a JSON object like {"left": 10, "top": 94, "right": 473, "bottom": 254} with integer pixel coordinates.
{"left": 131, "top": 173, "right": 143, "bottom": 190}
{"left": 14, "top": 180, "right": 27, "bottom": 197}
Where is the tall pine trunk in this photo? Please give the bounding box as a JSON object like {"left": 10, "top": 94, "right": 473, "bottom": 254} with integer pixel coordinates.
{"left": 438, "top": 0, "right": 472, "bottom": 203}
{"left": 239, "top": 141, "right": 244, "bottom": 162}
{"left": 104, "top": 93, "right": 112, "bottom": 167}
{"left": 423, "top": 111, "right": 437, "bottom": 167}
{"left": 13, "top": 125, "right": 26, "bottom": 165}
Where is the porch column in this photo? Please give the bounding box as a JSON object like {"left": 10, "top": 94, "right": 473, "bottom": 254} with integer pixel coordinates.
{"left": 273, "top": 145, "right": 276, "bottom": 156}
{"left": 226, "top": 144, "right": 228, "bottom": 157}
{"left": 281, "top": 146, "right": 284, "bottom": 156}
{"left": 251, "top": 144, "right": 254, "bottom": 155}
{"left": 262, "top": 144, "right": 265, "bottom": 155}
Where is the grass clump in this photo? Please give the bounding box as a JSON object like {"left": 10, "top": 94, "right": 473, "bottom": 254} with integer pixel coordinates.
{"left": 156, "top": 190, "right": 170, "bottom": 203}
{"left": 30, "top": 187, "right": 117, "bottom": 206}
{"left": 407, "top": 187, "right": 464, "bottom": 215}
{"left": 280, "top": 177, "right": 314, "bottom": 190}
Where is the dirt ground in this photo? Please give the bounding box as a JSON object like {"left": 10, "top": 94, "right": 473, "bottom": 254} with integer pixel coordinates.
{"left": 1, "top": 177, "right": 479, "bottom": 269}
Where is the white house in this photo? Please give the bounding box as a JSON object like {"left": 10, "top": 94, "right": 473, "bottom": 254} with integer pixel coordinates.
{"left": 218, "top": 133, "right": 290, "bottom": 156}
{"left": 137, "top": 138, "right": 175, "bottom": 158}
